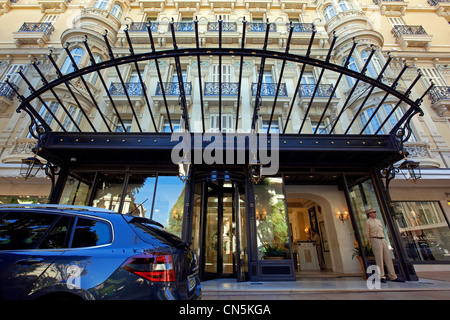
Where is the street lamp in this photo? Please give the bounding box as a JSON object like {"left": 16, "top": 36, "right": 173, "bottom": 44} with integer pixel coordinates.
{"left": 178, "top": 154, "right": 191, "bottom": 183}
{"left": 20, "top": 156, "right": 42, "bottom": 180}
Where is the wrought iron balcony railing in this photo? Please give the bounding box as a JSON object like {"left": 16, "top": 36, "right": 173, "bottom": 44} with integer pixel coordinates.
{"left": 299, "top": 84, "right": 336, "bottom": 98}
{"left": 207, "top": 22, "right": 238, "bottom": 32}
{"left": 204, "top": 82, "right": 239, "bottom": 96}
{"left": 428, "top": 0, "right": 450, "bottom": 6}
{"left": 128, "top": 22, "right": 159, "bottom": 32}
{"left": 428, "top": 86, "right": 450, "bottom": 104}
{"left": 247, "top": 23, "right": 277, "bottom": 32}
{"left": 391, "top": 25, "right": 428, "bottom": 39}
{"left": 17, "top": 22, "right": 55, "bottom": 35}
{"left": 155, "top": 82, "right": 192, "bottom": 96}
{"left": 172, "top": 22, "right": 195, "bottom": 32}
{"left": 288, "top": 23, "right": 314, "bottom": 32}
{"left": 251, "top": 83, "right": 287, "bottom": 96}
{"left": 0, "top": 82, "right": 17, "bottom": 100}
{"left": 109, "top": 82, "right": 144, "bottom": 96}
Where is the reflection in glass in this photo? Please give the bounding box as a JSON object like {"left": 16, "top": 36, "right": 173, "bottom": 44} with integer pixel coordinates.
{"left": 152, "top": 176, "right": 185, "bottom": 237}
{"left": 394, "top": 201, "right": 450, "bottom": 261}
{"left": 123, "top": 174, "right": 156, "bottom": 216}
{"left": 60, "top": 173, "right": 94, "bottom": 206}
{"left": 347, "top": 177, "right": 396, "bottom": 258}
{"left": 92, "top": 173, "right": 125, "bottom": 212}
{"left": 254, "top": 177, "right": 291, "bottom": 260}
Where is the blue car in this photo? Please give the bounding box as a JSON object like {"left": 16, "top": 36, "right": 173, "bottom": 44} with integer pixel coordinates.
{"left": 0, "top": 204, "right": 201, "bottom": 300}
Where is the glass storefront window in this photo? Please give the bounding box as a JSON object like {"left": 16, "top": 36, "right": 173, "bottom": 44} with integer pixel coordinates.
{"left": 254, "top": 177, "right": 291, "bottom": 260}
{"left": 347, "top": 177, "right": 396, "bottom": 258}
{"left": 60, "top": 173, "right": 94, "bottom": 206}
{"left": 394, "top": 201, "right": 450, "bottom": 261}
{"left": 122, "top": 174, "right": 156, "bottom": 217}
{"left": 152, "top": 176, "right": 185, "bottom": 237}
{"left": 0, "top": 195, "right": 48, "bottom": 204}
{"left": 92, "top": 173, "right": 126, "bottom": 212}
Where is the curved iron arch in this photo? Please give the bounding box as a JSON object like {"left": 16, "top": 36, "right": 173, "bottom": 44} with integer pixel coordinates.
{"left": 5, "top": 20, "right": 432, "bottom": 141}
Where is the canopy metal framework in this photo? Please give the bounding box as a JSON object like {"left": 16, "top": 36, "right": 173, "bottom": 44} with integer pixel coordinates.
{"left": 4, "top": 18, "right": 433, "bottom": 168}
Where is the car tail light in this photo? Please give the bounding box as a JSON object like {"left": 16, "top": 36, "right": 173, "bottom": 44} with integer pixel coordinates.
{"left": 121, "top": 253, "right": 176, "bottom": 282}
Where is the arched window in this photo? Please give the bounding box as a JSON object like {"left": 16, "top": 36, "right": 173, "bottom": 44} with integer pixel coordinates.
{"left": 111, "top": 3, "right": 123, "bottom": 20}
{"left": 62, "top": 105, "right": 83, "bottom": 132}
{"left": 94, "top": 0, "right": 108, "bottom": 9}
{"left": 61, "top": 47, "right": 84, "bottom": 74}
{"left": 359, "top": 104, "right": 413, "bottom": 137}
{"left": 323, "top": 5, "right": 336, "bottom": 22}
{"left": 361, "top": 49, "right": 382, "bottom": 78}
{"left": 343, "top": 56, "right": 358, "bottom": 87}
{"left": 87, "top": 54, "right": 103, "bottom": 84}
{"left": 338, "top": 0, "right": 353, "bottom": 12}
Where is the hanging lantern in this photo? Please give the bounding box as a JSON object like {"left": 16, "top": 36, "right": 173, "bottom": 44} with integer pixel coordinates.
{"left": 398, "top": 159, "right": 421, "bottom": 183}
{"left": 20, "top": 156, "right": 42, "bottom": 180}
{"left": 178, "top": 155, "right": 191, "bottom": 183}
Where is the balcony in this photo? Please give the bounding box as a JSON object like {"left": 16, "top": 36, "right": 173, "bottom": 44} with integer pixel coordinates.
{"left": 373, "top": 0, "right": 408, "bottom": 16}
{"left": 0, "top": 82, "right": 17, "bottom": 112}
{"left": 37, "top": 0, "right": 70, "bottom": 13}
{"left": 428, "top": 0, "right": 450, "bottom": 21}
{"left": 204, "top": 82, "right": 239, "bottom": 106}
{"left": 298, "top": 84, "right": 339, "bottom": 113}
{"left": 289, "top": 23, "right": 315, "bottom": 45}
{"left": 109, "top": 82, "right": 144, "bottom": 96}
{"left": 391, "top": 25, "right": 432, "bottom": 50}
{"left": 13, "top": 22, "right": 54, "bottom": 48}
{"left": 207, "top": 22, "right": 237, "bottom": 32}
{"left": 155, "top": 82, "right": 191, "bottom": 95}
{"left": 427, "top": 86, "right": 450, "bottom": 117}
{"left": 251, "top": 82, "right": 289, "bottom": 109}
{"left": 246, "top": 22, "right": 277, "bottom": 45}
{"left": 122, "top": 22, "right": 159, "bottom": 44}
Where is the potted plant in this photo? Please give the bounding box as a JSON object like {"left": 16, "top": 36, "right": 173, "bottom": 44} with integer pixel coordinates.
{"left": 352, "top": 240, "right": 374, "bottom": 279}
{"left": 261, "top": 240, "right": 283, "bottom": 259}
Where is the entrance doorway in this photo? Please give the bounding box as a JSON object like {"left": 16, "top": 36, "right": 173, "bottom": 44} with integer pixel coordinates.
{"left": 288, "top": 198, "right": 329, "bottom": 272}
{"left": 191, "top": 173, "right": 248, "bottom": 281}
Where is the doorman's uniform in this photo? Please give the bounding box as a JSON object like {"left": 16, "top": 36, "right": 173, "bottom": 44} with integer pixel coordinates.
{"left": 364, "top": 217, "right": 398, "bottom": 281}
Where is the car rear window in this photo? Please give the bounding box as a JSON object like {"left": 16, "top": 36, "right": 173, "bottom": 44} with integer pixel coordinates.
{"left": 71, "top": 217, "right": 112, "bottom": 248}
{"left": 0, "top": 211, "right": 59, "bottom": 250}
{"left": 130, "top": 221, "right": 187, "bottom": 248}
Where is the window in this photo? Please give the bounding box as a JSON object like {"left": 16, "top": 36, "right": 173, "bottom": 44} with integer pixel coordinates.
{"left": 361, "top": 49, "right": 382, "bottom": 78}
{"left": 388, "top": 17, "right": 405, "bottom": 27}
{"left": 212, "top": 64, "right": 232, "bottom": 82}
{"left": 115, "top": 118, "right": 132, "bottom": 132}
{"left": 359, "top": 104, "right": 409, "bottom": 136}
{"left": 39, "top": 101, "right": 59, "bottom": 129}
{"left": 61, "top": 48, "right": 84, "bottom": 74}
{"left": 360, "top": 107, "right": 381, "bottom": 134}
{"left": 254, "top": 177, "right": 291, "bottom": 260}
{"left": 162, "top": 119, "right": 181, "bottom": 132}
{"left": 0, "top": 211, "right": 59, "bottom": 250}
{"left": 344, "top": 56, "right": 358, "bottom": 87}
{"left": 60, "top": 173, "right": 95, "bottom": 206}
{"left": 323, "top": 5, "right": 336, "bottom": 22}
{"left": 421, "top": 67, "right": 447, "bottom": 87}
{"left": 122, "top": 174, "right": 157, "bottom": 216}
{"left": 94, "top": 0, "right": 108, "bottom": 9}
{"left": 38, "top": 216, "right": 72, "bottom": 249}
{"left": 311, "top": 120, "right": 329, "bottom": 134}
{"left": 338, "top": 0, "right": 353, "bottom": 12}
{"left": 42, "top": 14, "right": 58, "bottom": 25}
{"left": 87, "top": 54, "right": 103, "bottom": 84}
{"left": 92, "top": 173, "right": 126, "bottom": 212}
{"left": 62, "top": 105, "right": 83, "bottom": 132}
{"left": 71, "top": 218, "right": 112, "bottom": 248}
{"left": 394, "top": 201, "right": 450, "bottom": 262}
{"left": 210, "top": 114, "right": 233, "bottom": 133}
{"left": 262, "top": 119, "right": 279, "bottom": 133}
{"left": 1, "top": 64, "right": 27, "bottom": 86}
{"left": 111, "top": 3, "right": 123, "bottom": 20}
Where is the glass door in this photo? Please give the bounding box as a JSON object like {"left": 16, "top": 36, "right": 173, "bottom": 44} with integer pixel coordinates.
{"left": 191, "top": 174, "right": 247, "bottom": 281}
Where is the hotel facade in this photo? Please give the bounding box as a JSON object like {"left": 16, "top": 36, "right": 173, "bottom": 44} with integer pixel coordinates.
{"left": 0, "top": 0, "right": 449, "bottom": 282}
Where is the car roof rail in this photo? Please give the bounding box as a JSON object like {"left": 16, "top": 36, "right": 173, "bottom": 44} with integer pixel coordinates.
{"left": 0, "top": 204, "right": 116, "bottom": 213}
